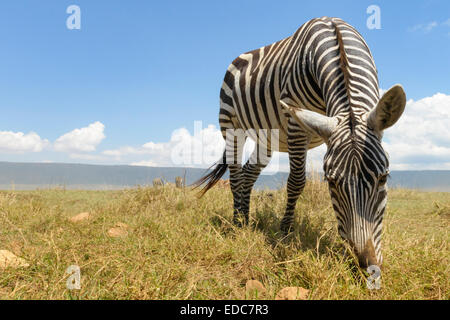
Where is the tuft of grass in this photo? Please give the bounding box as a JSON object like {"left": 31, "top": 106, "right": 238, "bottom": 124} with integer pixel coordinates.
{"left": 0, "top": 181, "right": 448, "bottom": 300}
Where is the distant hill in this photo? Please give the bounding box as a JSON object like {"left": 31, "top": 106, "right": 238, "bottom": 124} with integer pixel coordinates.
{"left": 0, "top": 162, "right": 448, "bottom": 192}
{"left": 387, "top": 171, "right": 450, "bottom": 192}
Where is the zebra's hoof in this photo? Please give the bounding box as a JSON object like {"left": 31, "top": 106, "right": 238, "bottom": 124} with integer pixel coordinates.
{"left": 280, "top": 224, "right": 293, "bottom": 236}
{"left": 233, "top": 215, "right": 249, "bottom": 228}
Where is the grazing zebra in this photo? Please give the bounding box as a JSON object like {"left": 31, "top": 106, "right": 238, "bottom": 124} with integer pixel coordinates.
{"left": 194, "top": 17, "right": 406, "bottom": 268}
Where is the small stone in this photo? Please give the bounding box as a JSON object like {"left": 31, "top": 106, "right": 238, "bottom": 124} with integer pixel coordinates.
{"left": 115, "top": 222, "right": 129, "bottom": 229}
{"left": 275, "top": 287, "right": 309, "bottom": 300}
{"left": 69, "top": 212, "right": 90, "bottom": 223}
{"left": 108, "top": 223, "right": 129, "bottom": 238}
{"left": 0, "top": 250, "right": 29, "bottom": 269}
{"left": 245, "top": 280, "right": 267, "bottom": 297}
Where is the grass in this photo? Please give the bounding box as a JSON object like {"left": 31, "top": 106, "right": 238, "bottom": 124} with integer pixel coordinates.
{"left": 0, "top": 179, "right": 448, "bottom": 300}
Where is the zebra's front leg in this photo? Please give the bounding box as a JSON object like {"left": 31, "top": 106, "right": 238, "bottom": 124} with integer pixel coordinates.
{"left": 239, "top": 146, "right": 272, "bottom": 225}
{"left": 280, "top": 122, "right": 310, "bottom": 234}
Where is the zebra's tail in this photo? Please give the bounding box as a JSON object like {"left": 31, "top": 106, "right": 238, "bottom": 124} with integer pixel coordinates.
{"left": 192, "top": 152, "right": 228, "bottom": 198}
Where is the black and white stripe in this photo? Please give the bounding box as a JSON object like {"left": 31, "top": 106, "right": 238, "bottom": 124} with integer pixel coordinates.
{"left": 195, "top": 17, "right": 406, "bottom": 268}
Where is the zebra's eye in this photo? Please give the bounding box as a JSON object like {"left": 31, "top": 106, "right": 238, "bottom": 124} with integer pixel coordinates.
{"left": 378, "top": 173, "right": 389, "bottom": 185}
{"left": 325, "top": 175, "right": 336, "bottom": 185}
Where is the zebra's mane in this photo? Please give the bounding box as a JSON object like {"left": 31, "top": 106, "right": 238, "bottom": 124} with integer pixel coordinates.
{"left": 332, "top": 21, "right": 357, "bottom": 136}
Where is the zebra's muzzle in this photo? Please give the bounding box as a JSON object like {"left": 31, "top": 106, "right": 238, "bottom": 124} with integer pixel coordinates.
{"left": 355, "top": 239, "right": 378, "bottom": 269}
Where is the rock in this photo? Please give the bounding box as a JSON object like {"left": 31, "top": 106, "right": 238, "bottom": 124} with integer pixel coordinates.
{"left": 69, "top": 212, "right": 90, "bottom": 223}
{"left": 108, "top": 223, "right": 129, "bottom": 238}
{"left": 0, "top": 250, "right": 29, "bottom": 269}
{"left": 245, "top": 280, "right": 267, "bottom": 298}
{"left": 108, "top": 227, "right": 128, "bottom": 238}
{"left": 275, "top": 287, "right": 309, "bottom": 300}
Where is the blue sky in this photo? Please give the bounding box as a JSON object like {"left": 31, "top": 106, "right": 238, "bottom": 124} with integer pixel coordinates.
{"left": 0, "top": 1, "right": 449, "bottom": 170}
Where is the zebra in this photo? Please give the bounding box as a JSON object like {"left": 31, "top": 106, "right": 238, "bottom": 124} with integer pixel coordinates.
{"left": 194, "top": 17, "right": 406, "bottom": 268}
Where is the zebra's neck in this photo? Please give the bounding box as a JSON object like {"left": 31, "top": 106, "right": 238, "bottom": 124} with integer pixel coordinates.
{"left": 296, "top": 17, "right": 380, "bottom": 121}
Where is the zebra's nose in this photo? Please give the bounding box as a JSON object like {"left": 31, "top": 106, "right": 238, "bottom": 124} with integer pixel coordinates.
{"left": 355, "top": 239, "right": 378, "bottom": 269}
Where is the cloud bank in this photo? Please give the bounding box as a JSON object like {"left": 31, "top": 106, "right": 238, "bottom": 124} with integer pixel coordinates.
{"left": 54, "top": 121, "right": 106, "bottom": 153}
{"left": 0, "top": 121, "right": 105, "bottom": 155}
{"left": 0, "top": 92, "right": 449, "bottom": 172}
{"left": 0, "top": 131, "right": 49, "bottom": 153}
{"left": 409, "top": 18, "right": 450, "bottom": 34}
{"left": 383, "top": 93, "right": 450, "bottom": 170}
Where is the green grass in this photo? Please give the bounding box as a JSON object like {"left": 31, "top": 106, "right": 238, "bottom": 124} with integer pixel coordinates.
{"left": 0, "top": 180, "right": 448, "bottom": 300}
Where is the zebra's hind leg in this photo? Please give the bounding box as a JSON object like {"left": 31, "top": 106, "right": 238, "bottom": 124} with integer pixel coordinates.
{"left": 223, "top": 128, "right": 246, "bottom": 227}
{"left": 228, "top": 161, "right": 245, "bottom": 226}
{"left": 239, "top": 144, "right": 272, "bottom": 225}
{"left": 280, "top": 121, "right": 310, "bottom": 234}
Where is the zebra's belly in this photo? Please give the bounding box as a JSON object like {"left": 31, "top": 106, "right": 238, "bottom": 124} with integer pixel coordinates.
{"left": 234, "top": 102, "right": 325, "bottom": 154}
{"left": 233, "top": 100, "right": 290, "bottom": 152}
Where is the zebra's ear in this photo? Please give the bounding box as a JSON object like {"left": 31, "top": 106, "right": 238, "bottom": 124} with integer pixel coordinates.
{"left": 367, "top": 84, "right": 406, "bottom": 132}
{"left": 280, "top": 100, "right": 338, "bottom": 140}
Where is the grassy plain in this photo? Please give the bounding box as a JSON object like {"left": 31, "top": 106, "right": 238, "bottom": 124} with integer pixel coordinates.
{"left": 0, "top": 179, "right": 448, "bottom": 299}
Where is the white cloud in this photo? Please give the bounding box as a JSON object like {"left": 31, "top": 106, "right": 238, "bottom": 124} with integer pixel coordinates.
{"left": 409, "top": 21, "right": 438, "bottom": 33}
{"left": 103, "top": 124, "right": 225, "bottom": 168}
{"left": 0, "top": 131, "right": 49, "bottom": 153}
{"left": 424, "top": 21, "right": 438, "bottom": 32}
{"left": 410, "top": 19, "right": 450, "bottom": 34}
{"left": 382, "top": 93, "right": 450, "bottom": 170}
{"left": 306, "top": 145, "right": 327, "bottom": 172}
{"left": 103, "top": 146, "right": 143, "bottom": 157}
{"left": 54, "top": 121, "right": 106, "bottom": 153}
{"left": 103, "top": 123, "right": 327, "bottom": 174}
{"left": 130, "top": 160, "right": 159, "bottom": 167}
{"left": 68, "top": 153, "right": 108, "bottom": 161}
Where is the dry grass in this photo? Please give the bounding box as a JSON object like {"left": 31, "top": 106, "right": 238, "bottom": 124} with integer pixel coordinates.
{"left": 0, "top": 179, "right": 448, "bottom": 300}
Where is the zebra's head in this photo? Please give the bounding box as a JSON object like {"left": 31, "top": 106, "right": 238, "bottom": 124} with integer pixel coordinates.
{"left": 283, "top": 85, "right": 406, "bottom": 268}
